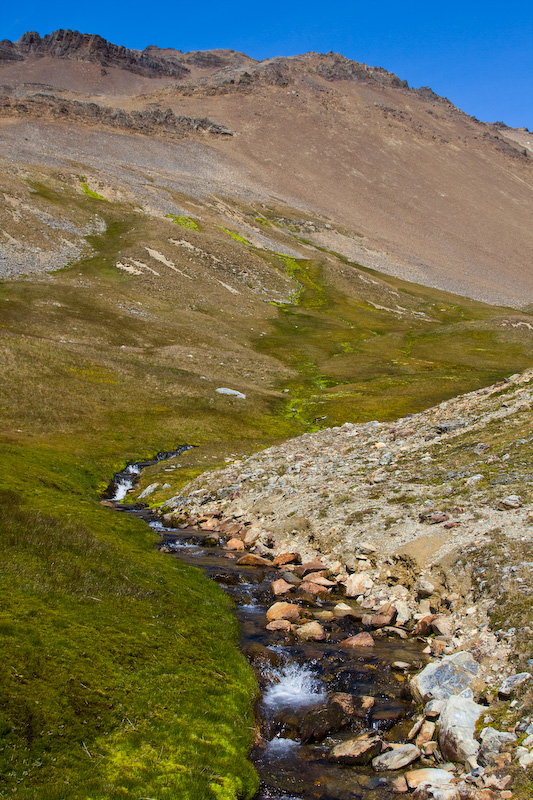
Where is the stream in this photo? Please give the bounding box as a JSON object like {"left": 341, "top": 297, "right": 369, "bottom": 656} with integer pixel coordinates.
{"left": 109, "top": 454, "right": 428, "bottom": 800}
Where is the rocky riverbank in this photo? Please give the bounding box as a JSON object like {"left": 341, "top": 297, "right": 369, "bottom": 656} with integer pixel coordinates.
{"left": 153, "top": 369, "right": 533, "bottom": 798}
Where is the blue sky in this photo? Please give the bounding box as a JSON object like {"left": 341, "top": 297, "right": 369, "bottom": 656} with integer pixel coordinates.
{"left": 3, "top": 1, "right": 532, "bottom": 128}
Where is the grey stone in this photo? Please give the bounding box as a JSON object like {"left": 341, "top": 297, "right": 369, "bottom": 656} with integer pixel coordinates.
{"left": 415, "top": 578, "right": 436, "bottom": 598}
{"left": 216, "top": 387, "right": 246, "bottom": 399}
{"left": 517, "top": 749, "right": 533, "bottom": 768}
{"left": 394, "top": 599, "right": 411, "bottom": 625}
{"left": 137, "top": 482, "right": 159, "bottom": 499}
{"left": 499, "top": 671, "right": 531, "bottom": 699}
{"left": 372, "top": 743, "right": 420, "bottom": 771}
{"left": 438, "top": 695, "right": 484, "bottom": 765}
{"left": 410, "top": 652, "right": 479, "bottom": 704}
{"left": 478, "top": 726, "right": 517, "bottom": 766}
{"left": 498, "top": 494, "right": 523, "bottom": 509}
{"left": 435, "top": 420, "right": 466, "bottom": 434}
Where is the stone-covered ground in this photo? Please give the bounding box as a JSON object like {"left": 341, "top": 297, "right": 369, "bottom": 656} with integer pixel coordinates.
{"left": 152, "top": 369, "right": 533, "bottom": 799}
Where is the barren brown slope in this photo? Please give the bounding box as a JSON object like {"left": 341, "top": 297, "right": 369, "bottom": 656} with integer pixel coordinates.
{"left": 1, "top": 35, "right": 532, "bottom": 306}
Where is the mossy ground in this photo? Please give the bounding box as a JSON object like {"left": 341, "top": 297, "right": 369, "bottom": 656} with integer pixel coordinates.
{"left": 165, "top": 214, "right": 200, "bottom": 230}
{"left": 254, "top": 253, "right": 533, "bottom": 429}
{"left": 2, "top": 173, "right": 533, "bottom": 797}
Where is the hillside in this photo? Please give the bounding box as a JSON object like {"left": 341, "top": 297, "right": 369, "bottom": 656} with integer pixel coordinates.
{"left": 1, "top": 30, "right": 533, "bottom": 305}
{"left": 0, "top": 29, "right": 532, "bottom": 800}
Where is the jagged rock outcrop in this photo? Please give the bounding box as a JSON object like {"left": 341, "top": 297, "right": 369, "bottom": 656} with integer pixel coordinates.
{"left": 0, "top": 93, "right": 232, "bottom": 137}
{"left": 9, "top": 30, "right": 190, "bottom": 78}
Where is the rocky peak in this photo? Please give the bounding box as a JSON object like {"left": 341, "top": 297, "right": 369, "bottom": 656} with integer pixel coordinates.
{"left": 11, "top": 29, "right": 190, "bottom": 78}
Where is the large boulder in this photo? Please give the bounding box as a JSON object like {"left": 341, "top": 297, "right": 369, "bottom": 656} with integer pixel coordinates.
{"left": 299, "top": 698, "right": 350, "bottom": 744}
{"left": 410, "top": 652, "right": 480, "bottom": 704}
{"left": 438, "top": 694, "right": 484, "bottom": 766}
{"left": 266, "top": 602, "right": 300, "bottom": 623}
{"left": 331, "top": 693, "right": 375, "bottom": 717}
{"left": 372, "top": 744, "right": 421, "bottom": 771}
{"left": 328, "top": 732, "right": 382, "bottom": 765}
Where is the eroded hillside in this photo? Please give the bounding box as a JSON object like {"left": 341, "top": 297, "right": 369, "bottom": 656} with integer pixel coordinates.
{"left": 1, "top": 30, "right": 533, "bottom": 305}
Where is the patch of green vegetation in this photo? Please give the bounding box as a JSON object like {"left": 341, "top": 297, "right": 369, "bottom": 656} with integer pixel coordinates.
{"left": 81, "top": 181, "right": 107, "bottom": 201}
{"left": 415, "top": 399, "right": 533, "bottom": 505}
{"left": 0, "top": 188, "right": 303, "bottom": 797}
{"left": 334, "top": 494, "right": 353, "bottom": 505}
{"left": 165, "top": 214, "right": 200, "bottom": 231}
{"left": 256, "top": 253, "right": 533, "bottom": 430}
{"left": 217, "top": 227, "right": 250, "bottom": 245}
{"left": 0, "top": 483, "right": 258, "bottom": 800}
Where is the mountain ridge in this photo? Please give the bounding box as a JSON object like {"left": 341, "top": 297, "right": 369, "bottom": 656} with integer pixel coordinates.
{"left": 0, "top": 29, "right": 490, "bottom": 113}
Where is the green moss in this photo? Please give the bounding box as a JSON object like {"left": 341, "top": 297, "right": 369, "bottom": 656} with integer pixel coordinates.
{"left": 165, "top": 214, "right": 200, "bottom": 231}
{"left": 81, "top": 182, "right": 107, "bottom": 201}
{"left": 0, "top": 484, "right": 258, "bottom": 799}
{"left": 217, "top": 227, "right": 250, "bottom": 244}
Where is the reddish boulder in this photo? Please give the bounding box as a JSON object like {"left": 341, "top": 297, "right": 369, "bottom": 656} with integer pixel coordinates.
{"left": 272, "top": 552, "right": 302, "bottom": 567}
{"left": 340, "top": 632, "right": 375, "bottom": 647}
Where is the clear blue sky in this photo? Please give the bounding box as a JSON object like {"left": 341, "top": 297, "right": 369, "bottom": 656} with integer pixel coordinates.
{"left": 3, "top": 0, "right": 532, "bottom": 128}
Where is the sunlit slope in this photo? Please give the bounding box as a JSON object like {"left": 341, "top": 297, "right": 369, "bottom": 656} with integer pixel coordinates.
{"left": 2, "top": 42, "right": 533, "bottom": 305}
{"left": 1, "top": 168, "right": 533, "bottom": 797}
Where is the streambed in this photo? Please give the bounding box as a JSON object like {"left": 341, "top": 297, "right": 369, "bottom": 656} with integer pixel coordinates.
{"left": 111, "top": 462, "right": 428, "bottom": 800}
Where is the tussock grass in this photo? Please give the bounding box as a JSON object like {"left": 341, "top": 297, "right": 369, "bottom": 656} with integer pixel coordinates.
{"left": 0, "top": 485, "right": 258, "bottom": 799}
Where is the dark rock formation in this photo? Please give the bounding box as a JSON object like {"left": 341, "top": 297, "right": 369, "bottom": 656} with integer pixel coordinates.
{"left": 0, "top": 92, "right": 233, "bottom": 137}
{"left": 4, "top": 30, "right": 190, "bottom": 78}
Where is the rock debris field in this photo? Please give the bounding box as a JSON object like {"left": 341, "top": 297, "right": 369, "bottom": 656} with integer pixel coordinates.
{"left": 153, "top": 369, "right": 533, "bottom": 798}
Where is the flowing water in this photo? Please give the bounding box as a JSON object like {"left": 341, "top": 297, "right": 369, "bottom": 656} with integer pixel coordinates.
{"left": 109, "top": 458, "right": 428, "bottom": 800}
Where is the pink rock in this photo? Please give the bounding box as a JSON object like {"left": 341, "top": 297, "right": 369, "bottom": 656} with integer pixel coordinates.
{"left": 340, "top": 632, "right": 375, "bottom": 647}
{"left": 236, "top": 553, "right": 271, "bottom": 567}
{"left": 304, "top": 573, "right": 336, "bottom": 586}
{"left": 272, "top": 552, "right": 301, "bottom": 567}
{"left": 271, "top": 578, "right": 294, "bottom": 596}
{"left": 295, "top": 559, "right": 327, "bottom": 577}
{"left": 225, "top": 537, "right": 245, "bottom": 551}
{"left": 266, "top": 602, "right": 301, "bottom": 623}
{"left": 299, "top": 581, "right": 331, "bottom": 596}
{"left": 266, "top": 619, "right": 292, "bottom": 632}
